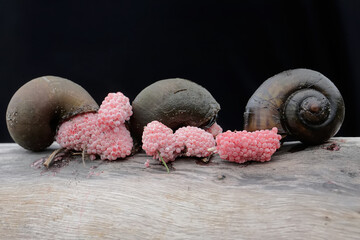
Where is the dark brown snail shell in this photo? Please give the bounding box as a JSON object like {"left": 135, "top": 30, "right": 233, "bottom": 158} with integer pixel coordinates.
{"left": 130, "top": 78, "right": 220, "bottom": 141}
{"left": 244, "top": 69, "right": 345, "bottom": 145}
{"left": 6, "top": 76, "right": 99, "bottom": 151}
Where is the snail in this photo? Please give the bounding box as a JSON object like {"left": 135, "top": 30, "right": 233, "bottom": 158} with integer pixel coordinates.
{"left": 6, "top": 76, "right": 99, "bottom": 151}
{"left": 243, "top": 68, "right": 345, "bottom": 145}
{"left": 130, "top": 78, "right": 220, "bottom": 141}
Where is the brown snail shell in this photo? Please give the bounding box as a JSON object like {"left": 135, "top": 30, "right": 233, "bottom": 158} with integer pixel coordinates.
{"left": 130, "top": 78, "right": 220, "bottom": 141}
{"left": 244, "top": 69, "right": 345, "bottom": 145}
{"left": 6, "top": 76, "right": 99, "bottom": 151}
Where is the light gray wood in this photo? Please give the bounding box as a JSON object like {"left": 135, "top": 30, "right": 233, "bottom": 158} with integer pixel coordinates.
{"left": 0, "top": 138, "right": 359, "bottom": 240}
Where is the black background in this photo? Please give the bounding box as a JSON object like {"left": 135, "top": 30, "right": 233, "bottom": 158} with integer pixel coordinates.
{"left": 1, "top": 0, "right": 359, "bottom": 143}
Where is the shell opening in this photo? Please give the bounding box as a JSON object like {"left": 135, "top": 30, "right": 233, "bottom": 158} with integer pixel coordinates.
{"left": 200, "top": 113, "right": 218, "bottom": 130}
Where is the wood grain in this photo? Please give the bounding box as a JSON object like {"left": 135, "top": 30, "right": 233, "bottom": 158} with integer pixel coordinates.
{"left": 0, "top": 138, "right": 359, "bottom": 239}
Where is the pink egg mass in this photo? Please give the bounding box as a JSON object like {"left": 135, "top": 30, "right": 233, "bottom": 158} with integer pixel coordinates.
{"left": 142, "top": 121, "right": 217, "bottom": 163}
{"left": 56, "top": 92, "right": 133, "bottom": 161}
{"left": 215, "top": 127, "right": 282, "bottom": 163}
{"left": 141, "top": 121, "right": 179, "bottom": 162}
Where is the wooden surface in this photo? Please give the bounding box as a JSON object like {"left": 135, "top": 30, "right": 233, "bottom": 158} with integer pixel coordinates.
{"left": 0, "top": 138, "right": 360, "bottom": 239}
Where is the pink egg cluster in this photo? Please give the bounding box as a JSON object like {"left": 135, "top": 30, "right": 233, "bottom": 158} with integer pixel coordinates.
{"left": 56, "top": 92, "right": 133, "bottom": 161}
{"left": 175, "top": 126, "right": 215, "bottom": 157}
{"left": 97, "top": 92, "right": 132, "bottom": 128}
{"left": 55, "top": 113, "right": 98, "bottom": 151}
{"left": 216, "top": 127, "right": 281, "bottom": 163}
{"left": 87, "top": 124, "right": 133, "bottom": 160}
{"left": 142, "top": 121, "right": 216, "bottom": 163}
{"left": 141, "top": 121, "right": 179, "bottom": 162}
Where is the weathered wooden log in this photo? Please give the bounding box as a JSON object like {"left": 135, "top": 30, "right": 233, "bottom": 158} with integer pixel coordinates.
{"left": 0, "top": 138, "right": 359, "bottom": 239}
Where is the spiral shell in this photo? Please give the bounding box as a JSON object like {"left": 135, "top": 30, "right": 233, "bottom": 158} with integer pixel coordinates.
{"left": 243, "top": 69, "right": 345, "bottom": 145}
{"left": 6, "top": 76, "right": 99, "bottom": 151}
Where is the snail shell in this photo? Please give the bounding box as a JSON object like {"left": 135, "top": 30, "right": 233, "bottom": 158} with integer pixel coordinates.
{"left": 243, "top": 69, "right": 345, "bottom": 145}
{"left": 6, "top": 76, "right": 99, "bottom": 151}
{"left": 130, "top": 78, "right": 220, "bottom": 141}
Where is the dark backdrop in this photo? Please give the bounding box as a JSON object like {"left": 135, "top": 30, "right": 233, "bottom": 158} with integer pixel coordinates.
{"left": 1, "top": 0, "right": 359, "bottom": 143}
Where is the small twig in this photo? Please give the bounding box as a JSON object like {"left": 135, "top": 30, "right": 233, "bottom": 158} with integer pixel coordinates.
{"left": 82, "top": 148, "right": 86, "bottom": 167}
{"left": 71, "top": 152, "right": 83, "bottom": 155}
{"left": 44, "top": 148, "right": 64, "bottom": 168}
{"left": 207, "top": 147, "right": 217, "bottom": 153}
{"left": 158, "top": 151, "right": 170, "bottom": 173}
{"left": 202, "top": 155, "right": 211, "bottom": 163}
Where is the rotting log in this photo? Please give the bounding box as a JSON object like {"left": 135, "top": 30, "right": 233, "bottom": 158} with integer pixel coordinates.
{"left": 0, "top": 138, "right": 359, "bottom": 239}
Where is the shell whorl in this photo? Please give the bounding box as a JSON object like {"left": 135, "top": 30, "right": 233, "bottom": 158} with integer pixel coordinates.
{"left": 244, "top": 69, "right": 345, "bottom": 144}
{"left": 6, "top": 76, "right": 99, "bottom": 151}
